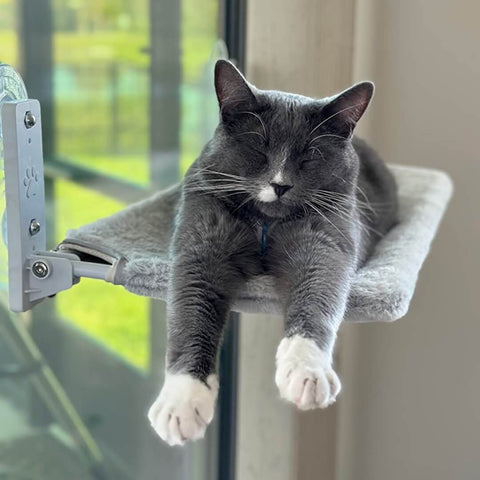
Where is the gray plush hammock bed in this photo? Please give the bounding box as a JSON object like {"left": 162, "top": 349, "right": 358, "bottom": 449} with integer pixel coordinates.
{"left": 59, "top": 164, "right": 452, "bottom": 323}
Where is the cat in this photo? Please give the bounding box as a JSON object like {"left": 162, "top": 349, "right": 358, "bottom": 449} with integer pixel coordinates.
{"left": 148, "top": 59, "right": 398, "bottom": 446}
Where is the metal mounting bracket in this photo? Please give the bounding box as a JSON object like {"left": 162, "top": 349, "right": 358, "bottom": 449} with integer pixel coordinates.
{"left": 2, "top": 99, "right": 115, "bottom": 312}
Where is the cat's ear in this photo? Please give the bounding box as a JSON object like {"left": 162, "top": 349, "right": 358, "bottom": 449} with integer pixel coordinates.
{"left": 214, "top": 60, "right": 257, "bottom": 118}
{"left": 321, "top": 82, "right": 374, "bottom": 138}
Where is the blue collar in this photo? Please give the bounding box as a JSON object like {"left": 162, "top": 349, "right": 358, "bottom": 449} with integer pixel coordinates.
{"left": 260, "top": 222, "right": 269, "bottom": 256}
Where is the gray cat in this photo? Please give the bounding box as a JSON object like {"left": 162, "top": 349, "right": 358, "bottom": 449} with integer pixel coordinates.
{"left": 148, "top": 60, "right": 397, "bottom": 446}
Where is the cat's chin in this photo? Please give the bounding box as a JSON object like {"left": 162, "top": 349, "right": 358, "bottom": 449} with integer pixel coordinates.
{"left": 255, "top": 201, "right": 296, "bottom": 219}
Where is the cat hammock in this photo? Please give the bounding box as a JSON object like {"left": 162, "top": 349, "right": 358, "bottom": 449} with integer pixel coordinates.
{"left": 0, "top": 65, "right": 452, "bottom": 320}
{"left": 58, "top": 164, "right": 452, "bottom": 323}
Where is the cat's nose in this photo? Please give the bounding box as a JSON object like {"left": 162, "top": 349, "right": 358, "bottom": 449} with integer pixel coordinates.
{"left": 270, "top": 182, "right": 293, "bottom": 197}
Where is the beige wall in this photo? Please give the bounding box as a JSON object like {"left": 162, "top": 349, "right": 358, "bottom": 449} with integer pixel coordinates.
{"left": 338, "top": 1, "right": 480, "bottom": 479}
{"left": 242, "top": 1, "right": 479, "bottom": 479}
{"left": 245, "top": 0, "right": 355, "bottom": 96}
{"left": 242, "top": 2, "right": 356, "bottom": 479}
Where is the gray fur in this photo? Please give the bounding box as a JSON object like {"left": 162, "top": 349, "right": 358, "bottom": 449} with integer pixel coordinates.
{"left": 166, "top": 60, "right": 397, "bottom": 379}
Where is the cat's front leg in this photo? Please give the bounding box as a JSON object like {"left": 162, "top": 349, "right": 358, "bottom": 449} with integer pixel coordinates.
{"left": 270, "top": 225, "right": 355, "bottom": 410}
{"left": 148, "top": 200, "right": 257, "bottom": 445}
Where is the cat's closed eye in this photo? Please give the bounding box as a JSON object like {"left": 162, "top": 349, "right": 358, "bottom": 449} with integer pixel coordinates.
{"left": 300, "top": 158, "right": 316, "bottom": 169}
{"left": 249, "top": 146, "right": 268, "bottom": 164}
{"left": 236, "top": 134, "right": 268, "bottom": 160}
{"left": 300, "top": 150, "right": 322, "bottom": 169}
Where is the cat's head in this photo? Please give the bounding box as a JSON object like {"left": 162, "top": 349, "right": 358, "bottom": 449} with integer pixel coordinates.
{"left": 199, "top": 59, "right": 374, "bottom": 219}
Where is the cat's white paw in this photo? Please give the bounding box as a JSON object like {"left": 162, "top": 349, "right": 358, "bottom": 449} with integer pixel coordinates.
{"left": 275, "top": 335, "right": 341, "bottom": 410}
{"left": 148, "top": 373, "right": 219, "bottom": 446}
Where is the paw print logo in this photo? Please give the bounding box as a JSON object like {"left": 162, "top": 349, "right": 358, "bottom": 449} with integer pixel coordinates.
{"left": 23, "top": 166, "right": 39, "bottom": 199}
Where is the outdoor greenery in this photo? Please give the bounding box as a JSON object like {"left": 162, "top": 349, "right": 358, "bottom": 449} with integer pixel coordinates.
{"left": 0, "top": 0, "right": 219, "bottom": 369}
{"left": 55, "top": 179, "right": 150, "bottom": 368}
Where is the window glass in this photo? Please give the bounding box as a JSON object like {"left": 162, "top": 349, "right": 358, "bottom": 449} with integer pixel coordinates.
{"left": 181, "top": 0, "right": 220, "bottom": 172}
{"left": 0, "top": 0, "right": 18, "bottom": 66}
{"left": 49, "top": 0, "right": 219, "bottom": 366}
{"left": 55, "top": 179, "right": 149, "bottom": 368}
{"left": 53, "top": 0, "right": 150, "bottom": 186}
{"left": 0, "top": 0, "right": 18, "bottom": 307}
{"left": 49, "top": 0, "right": 151, "bottom": 368}
{"left": 0, "top": 0, "right": 223, "bottom": 477}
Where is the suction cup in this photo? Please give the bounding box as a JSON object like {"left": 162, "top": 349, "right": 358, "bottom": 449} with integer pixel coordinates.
{"left": 0, "top": 64, "right": 28, "bottom": 295}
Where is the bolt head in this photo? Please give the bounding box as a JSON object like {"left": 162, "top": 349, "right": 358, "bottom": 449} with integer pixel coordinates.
{"left": 24, "top": 111, "right": 36, "bottom": 129}
{"left": 29, "top": 219, "right": 41, "bottom": 236}
{"left": 32, "top": 261, "right": 49, "bottom": 279}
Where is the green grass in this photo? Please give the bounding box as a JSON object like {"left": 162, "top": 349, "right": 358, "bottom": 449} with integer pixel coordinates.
{"left": 0, "top": 32, "right": 18, "bottom": 66}
{"left": 54, "top": 32, "right": 149, "bottom": 68}
{"left": 60, "top": 154, "right": 149, "bottom": 186}
{"left": 55, "top": 179, "right": 149, "bottom": 369}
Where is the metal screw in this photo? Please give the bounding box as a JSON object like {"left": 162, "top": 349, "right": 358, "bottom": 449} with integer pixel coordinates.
{"left": 24, "top": 111, "right": 36, "bottom": 129}
{"left": 29, "top": 219, "right": 41, "bottom": 236}
{"left": 32, "top": 261, "right": 49, "bottom": 279}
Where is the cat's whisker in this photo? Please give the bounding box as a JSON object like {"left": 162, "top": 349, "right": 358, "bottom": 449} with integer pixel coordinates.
{"left": 199, "top": 168, "right": 248, "bottom": 181}
{"left": 305, "top": 200, "right": 353, "bottom": 245}
{"left": 330, "top": 174, "right": 378, "bottom": 216}
{"left": 311, "top": 188, "right": 352, "bottom": 197}
{"left": 308, "top": 134, "right": 348, "bottom": 147}
{"left": 197, "top": 178, "right": 247, "bottom": 185}
{"left": 202, "top": 191, "right": 247, "bottom": 199}
{"left": 183, "top": 182, "right": 249, "bottom": 191}
{"left": 185, "top": 191, "right": 251, "bottom": 201}
{"left": 313, "top": 189, "right": 393, "bottom": 208}
{"left": 309, "top": 198, "right": 383, "bottom": 236}
{"left": 183, "top": 186, "right": 249, "bottom": 194}
{"left": 185, "top": 178, "right": 247, "bottom": 186}
{"left": 312, "top": 199, "right": 350, "bottom": 212}
{"left": 183, "top": 189, "right": 246, "bottom": 194}
{"left": 183, "top": 176, "right": 254, "bottom": 201}
{"left": 238, "top": 111, "right": 267, "bottom": 140}
{"left": 184, "top": 166, "right": 254, "bottom": 199}
{"left": 311, "top": 200, "right": 362, "bottom": 228}
{"left": 311, "top": 192, "right": 379, "bottom": 219}
{"left": 309, "top": 194, "right": 356, "bottom": 210}
{"left": 187, "top": 173, "right": 247, "bottom": 182}
{"left": 309, "top": 188, "right": 373, "bottom": 206}
{"left": 309, "top": 197, "right": 355, "bottom": 220}
{"left": 234, "top": 131, "right": 266, "bottom": 140}
{"left": 232, "top": 194, "right": 254, "bottom": 213}
{"left": 308, "top": 146, "right": 326, "bottom": 162}
{"left": 187, "top": 166, "right": 235, "bottom": 178}
{"left": 311, "top": 192, "right": 372, "bottom": 212}
{"left": 310, "top": 195, "right": 375, "bottom": 225}
{"left": 310, "top": 204, "right": 372, "bottom": 238}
